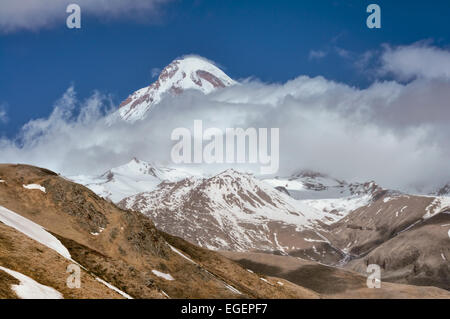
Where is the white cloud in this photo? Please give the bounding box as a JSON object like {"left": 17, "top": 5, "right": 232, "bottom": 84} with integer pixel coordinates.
{"left": 0, "top": 0, "right": 171, "bottom": 33}
{"left": 379, "top": 43, "right": 450, "bottom": 81}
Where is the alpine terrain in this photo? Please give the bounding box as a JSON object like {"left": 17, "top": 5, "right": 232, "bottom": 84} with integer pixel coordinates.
{"left": 2, "top": 56, "right": 449, "bottom": 299}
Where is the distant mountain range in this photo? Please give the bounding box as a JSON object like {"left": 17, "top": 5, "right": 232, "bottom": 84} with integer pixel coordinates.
{"left": 69, "top": 156, "right": 450, "bottom": 291}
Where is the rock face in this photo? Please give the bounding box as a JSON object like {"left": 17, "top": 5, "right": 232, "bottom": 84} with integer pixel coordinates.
{"left": 118, "top": 169, "right": 345, "bottom": 252}
{"left": 117, "top": 168, "right": 382, "bottom": 255}
{"left": 116, "top": 56, "right": 236, "bottom": 122}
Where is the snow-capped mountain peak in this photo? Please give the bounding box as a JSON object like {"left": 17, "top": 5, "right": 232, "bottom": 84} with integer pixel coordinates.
{"left": 69, "top": 158, "right": 198, "bottom": 202}
{"left": 117, "top": 56, "right": 236, "bottom": 122}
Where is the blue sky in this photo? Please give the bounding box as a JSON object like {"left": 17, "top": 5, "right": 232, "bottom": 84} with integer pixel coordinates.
{"left": 1, "top": 0, "right": 450, "bottom": 137}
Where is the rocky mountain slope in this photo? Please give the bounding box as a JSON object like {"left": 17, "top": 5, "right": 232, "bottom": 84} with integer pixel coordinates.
{"left": 339, "top": 195, "right": 450, "bottom": 290}
{"left": 118, "top": 169, "right": 346, "bottom": 252}
{"left": 0, "top": 164, "right": 319, "bottom": 299}
{"left": 221, "top": 251, "right": 449, "bottom": 298}
{"left": 288, "top": 191, "right": 450, "bottom": 290}
{"left": 1, "top": 164, "right": 448, "bottom": 298}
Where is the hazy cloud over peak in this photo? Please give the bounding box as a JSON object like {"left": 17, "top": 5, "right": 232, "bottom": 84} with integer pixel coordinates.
{"left": 1, "top": 43, "right": 450, "bottom": 194}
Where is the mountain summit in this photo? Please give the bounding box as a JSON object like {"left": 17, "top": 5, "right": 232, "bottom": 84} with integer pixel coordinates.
{"left": 117, "top": 56, "right": 236, "bottom": 122}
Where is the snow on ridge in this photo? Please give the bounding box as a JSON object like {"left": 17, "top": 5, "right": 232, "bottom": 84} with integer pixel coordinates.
{"left": 23, "top": 184, "right": 46, "bottom": 193}
{"left": 69, "top": 158, "right": 201, "bottom": 203}
{"left": 224, "top": 283, "right": 242, "bottom": 294}
{"left": 424, "top": 196, "right": 450, "bottom": 219}
{"left": 263, "top": 178, "right": 305, "bottom": 191}
{"left": 299, "top": 195, "right": 372, "bottom": 224}
{"left": 161, "top": 290, "right": 170, "bottom": 298}
{"left": 199, "top": 170, "right": 324, "bottom": 226}
{"left": 95, "top": 277, "right": 133, "bottom": 299}
{"left": 0, "top": 206, "right": 71, "bottom": 259}
{"left": 0, "top": 266, "right": 63, "bottom": 299}
{"left": 169, "top": 244, "right": 196, "bottom": 264}
{"left": 152, "top": 270, "right": 174, "bottom": 281}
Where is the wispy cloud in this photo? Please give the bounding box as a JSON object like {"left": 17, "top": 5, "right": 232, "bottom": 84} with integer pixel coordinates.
{"left": 0, "top": 0, "right": 171, "bottom": 33}
{"left": 0, "top": 104, "right": 8, "bottom": 124}
{"left": 308, "top": 50, "right": 327, "bottom": 60}
{"left": 334, "top": 46, "right": 352, "bottom": 59}
{"left": 308, "top": 46, "right": 352, "bottom": 61}
{"left": 151, "top": 67, "right": 162, "bottom": 78}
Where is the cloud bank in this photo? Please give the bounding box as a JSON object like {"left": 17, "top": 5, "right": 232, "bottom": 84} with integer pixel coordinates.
{"left": 0, "top": 0, "right": 170, "bottom": 33}
{"left": 1, "top": 43, "right": 450, "bottom": 193}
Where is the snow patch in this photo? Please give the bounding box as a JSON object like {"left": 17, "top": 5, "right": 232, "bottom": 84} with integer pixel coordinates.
{"left": 23, "top": 184, "right": 46, "bottom": 193}
{"left": 0, "top": 206, "right": 71, "bottom": 259}
{"left": 169, "top": 244, "right": 196, "bottom": 264}
{"left": 152, "top": 270, "right": 174, "bottom": 281}
{"left": 304, "top": 237, "right": 327, "bottom": 243}
{"left": 224, "top": 283, "right": 242, "bottom": 294}
{"left": 95, "top": 277, "right": 133, "bottom": 299}
{"left": 90, "top": 227, "right": 105, "bottom": 236}
{"left": 161, "top": 290, "right": 170, "bottom": 298}
{"left": 0, "top": 266, "right": 63, "bottom": 299}
{"left": 260, "top": 277, "right": 273, "bottom": 285}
